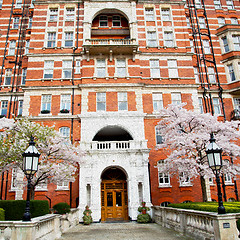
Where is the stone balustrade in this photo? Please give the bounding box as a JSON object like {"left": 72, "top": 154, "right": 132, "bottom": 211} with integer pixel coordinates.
{"left": 0, "top": 208, "right": 79, "bottom": 240}
{"left": 84, "top": 38, "right": 137, "bottom": 46}
{"left": 152, "top": 206, "right": 240, "bottom": 240}
{"left": 80, "top": 140, "right": 148, "bottom": 152}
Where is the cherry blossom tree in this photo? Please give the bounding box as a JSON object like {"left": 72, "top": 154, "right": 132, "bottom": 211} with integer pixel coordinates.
{"left": 156, "top": 104, "right": 240, "bottom": 201}
{"left": 0, "top": 118, "right": 82, "bottom": 199}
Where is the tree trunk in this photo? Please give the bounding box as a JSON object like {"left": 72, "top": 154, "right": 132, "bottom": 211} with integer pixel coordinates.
{"left": 200, "top": 176, "right": 208, "bottom": 202}
{"left": 30, "top": 184, "right": 35, "bottom": 200}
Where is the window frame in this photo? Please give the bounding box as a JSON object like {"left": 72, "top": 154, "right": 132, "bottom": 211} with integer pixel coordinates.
{"left": 226, "top": 0, "right": 234, "bottom": 10}
{"left": 161, "top": 8, "right": 171, "bottom": 21}
{"left": 212, "top": 97, "right": 221, "bottom": 115}
{"left": 9, "top": 40, "right": 16, "bottom": 55}
{"left": 18, "top": 100, "right": 23, "bottom": 116}
{"left": 118, "top": 92, "right": 128, "bottom": 111}
{"left": 116, "top": 59, "right": 126, "bottom": 77}
{"left": 222, "top": 36, "right": 229, "bottom": 53}
{"left": 47, "top": 32, "right": 56, "bottom": 48}
{"left": 171, "top": 92, "right": 181, "bottom": 105}
{"left": 232, "top": 35, "right": 240, "bottom": 51}
{"left": 60, "top": 94, "right": 71, "bottom": 111}
{"left": 158, "top": 160, "right": 171, "bottom": 187}
{"left": 43, "top": 60, "right": 54, "bottom": 79}
{"left": 147, "top": 31, "right": 158, "bottom": 48}
{"left": 62, "top": 60, "right": 72, "bottom": 79}
{"left": 208, "top": 66, "right": 216, "bottom": 83}
{"left": 150, "top": 60, "right": 160, "bottom": 78}
{"left": 218, "top": 17, "right": 225, "bottom": 27}
{"left": 49, "top": 8, "right": 58, "bottom": 22}
{"left": 145, "top": 8, "right": 154, "bottom": 21}
{"left": 179, "top": 172, "right": 191, "bottom": 186}
{"left": 152, "top": 93, "right": 163, "bottom": 112}
{"left": 155, "top": 126, "right": 163, "bottom": 145}
{"left": 99, "top": 15, "right": 108, "bottom": 27}
{"left": 5, "top": 69, "right": 12, "bottom": 85}
{"left": 112, "top": 15, "right": 121, "bottom": 27}
{"left": 168, "top": 59, "right": 178, "bottom": 78}
{"left": 96, "top": 92, "right": 106, "bottom": 111}
{"left": 25, "top": 40, "right": 30, "bottom": 54}
{"left": 59, "top": 127, "right": 70, "bottom": 140}
{"left": 96, "top": 59, "right": 106, "bottom": 78}
{"left": 41, "top": 95, "right": 51, "bottom": 112}
{"left": 203, "top": 40, "right": 211, "bottom": 54}
{"left": 1, "top": 100, "right": 8, "bottom": 116}
{"left": 164, "top": 31, "right": 174, "bottom": 48}
{"left": 214, "top": 0, "right": 222, "bottom": 9}
{"left": 21, "top": 68, "right": 27, "bottom": 85}
{"left": 227, "top": 63, "right": 236, "bottom": 82}
{"left": 66, "top": 8, "right": 75, "bottom": 21}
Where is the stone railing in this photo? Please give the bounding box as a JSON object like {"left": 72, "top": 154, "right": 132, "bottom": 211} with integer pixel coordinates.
{"left": 152, "top": 206, "right": 240, "bottom": 240}
{"left": 84, "top": 38, "right": 137, "bottom": 46}
{"left": 80, "top": 140, "right": 148, "bottom": 151}
{"left": 0, "top": 208, "right": 79, "bottom": 240}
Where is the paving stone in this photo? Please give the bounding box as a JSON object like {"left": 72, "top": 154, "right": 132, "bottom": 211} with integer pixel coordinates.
{"left": 58, "top": 222, "right": 193, "bottom": 240}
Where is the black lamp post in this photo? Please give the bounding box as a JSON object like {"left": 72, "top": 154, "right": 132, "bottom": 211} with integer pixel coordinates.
{"left": 22, "top": 136, "right": 40, "bottom": 221}
{"left": 206, "top": 133, "right": 226, "bottom": 214}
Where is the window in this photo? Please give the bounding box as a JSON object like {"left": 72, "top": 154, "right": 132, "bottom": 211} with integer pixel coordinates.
{"left": 1, "top": 101, "right": 8, "bottom": 116}
{"left": 199, "top": 97, "right": 204, "bottom": 113}
{"left": 232, "top": 35, "right": 240, "bottom": 51}
{"left": 66, "top": 8, "right": 75, "bottom": 21}
{"left": 158, "top": 160, "right": 170, "bottom": 187}
{"left": 203, "top": 40, "right": 210, "bottom": 54}
{"left": 18, "top": 100, "right": 23, "bottom": 115}
{"left": 116, "top": 59, "right": 126, "bottom": 77}
{"left": 161, "top": 8, "right": 171, "bottom": 21}
{"left": 179, "top": 172, "right": 191, "bottom": 186}
{"left": 44, "top": 60, "right": 54, "bottom": 79}
{"left": 57, "top": 181, "right": 69, "bottom": 190}
{"left": 194, "top": 67, "right": 199, "bottom": 83}
{"left": 96, "top": 59, "right": 106, "bottom": 77}
{"left": 145, "top": 8, "right": 154, "bottom": 21}
{"left": 222, "top": 37, "right": 229, "bottom": 53}
{"left": 199, "top": 17, "right": 206, "bottom": 28}
{"left": 112, "top": 16, "right": 121, "bottom": 27}
{"left": 5, "top": 69, "right": 12, "bottom": 85}
{"left": 47, "top": 32, "right": 56, "bottom": 48}
{"left": 28, "top": 17, "right": 32, "bottom": 28}
{"left": 75, "top": 59, "right": 81, "bottom": 74}
{"left": 99, "top": 16, "right": 108, "bottom": 27}
{"left": 41, "top": 95, "right": 51, "bottom": 111}
{"left": 25, "top": 40, "right": 30, "bottom": 54}
{"left": 190, "top": 39, "right": 194, "bottom": 53}
{"left": 21, "top": 68, "right": 27, "bottom": 85}
{"left": 155, "top": 127, "right": 163, "bottom": 144}
{"left": 64, "top": 32, "right": 73, "bottom": 47}
{"left": 147, "top": 31, "right": 157, "bottom": 47}
{"left": 161, "top": 202, "right": 171, "bottom": 207}
{"left": 118, "top": 92, "right": 128, "bottom": 111}
{"left": 168, "top": 59, "right": 178, "bottom": 78}
{"left": 228, "top": 64, "right": 236, "bottom": 81}
{"left": 208, "top": 67, "right": 216, "bottom": 83}
{"left": 214, "top": 0, "right": 222, "bottom": 9}
{"left": 171, "top": 93, "right": 181, "bottom": 105}
{"left": 186, "top": 17, "right": 190, "bottom": 28}
{"left": 49, "top": 8, "right": 58, "bottom": 21}
{"left": 234, "top": 98, "right": 240, "bottom": 110}
{"left": 152, "top": 93, "right": 163, "bottom": 111}
{"left": 0, "top": 0, "right": 3, "bottom": 9}
{"left": 213, "top": 97, "right": 221, "bottom": 115}
{"left": 150, "top": 60, "right": 160, "bottom": 78}
{"left": 195, "top": 0, "right": 202, "bottom": 8}
{"left": 164, "top": 31, "right": 174, "bottom": 47}
{"left": 60, "top": 95, "right": 71, "bottom": 111}
{"left": 62, "top": 60, "right": 72, "bottom": 79}
{"left": 218, "top": 17, "right": 225, "bottom": 27}
{"left": 35, "top": 180, "right": 48, "bottom": 191}
{"left": 226, "top": 0, "right": 234, "bottom": 10}
{"left": 231, "top": 18, "right": 238, "bottom": 24}
{"left": 9, "top": 40, "right": 16, "bottom": 55}
{"left": 96, "top": 92, "right": 106, "bottom": 111}
{"left": 59, "top": 127, "right": 70, "bottom": 140}
{"left": 224, "top": 174, "right": 232, "bottom": 184}
{"left": 11, "top": 168, "right": 18, "bottom": 190}
{"left": 15, "top": 0, "right": 22, "bottom": 8}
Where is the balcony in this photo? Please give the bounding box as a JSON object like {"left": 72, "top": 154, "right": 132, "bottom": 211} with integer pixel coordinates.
{"left": 80, "top": 140, "right": 148, "bottom": 152}
{"left": 83, "top": 38, "right": 138, "bottom": 59}
{"left": 231, "top": 109, "right": 240, "bottom": 120}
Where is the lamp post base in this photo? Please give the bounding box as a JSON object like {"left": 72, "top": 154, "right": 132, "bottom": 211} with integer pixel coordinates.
{"left": 23, "top": 177, "right": 31, "bottom": 221}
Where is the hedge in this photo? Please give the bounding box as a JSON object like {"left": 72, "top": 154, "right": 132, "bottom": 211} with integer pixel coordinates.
{"left": 0, "top": 200, "right": 49, "bottom": 220}
{"left": 167, "top": 202, "right": 240, "bottom": 214}
{"left": 0, "top": 208, "right": 4, "bottom": 221}
{"left": 53, "top": 202, "right": 70, "bottom": 214}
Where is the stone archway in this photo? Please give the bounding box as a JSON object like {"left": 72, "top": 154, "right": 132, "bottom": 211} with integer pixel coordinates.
{"left": 101, "top": 167, "right": 129, "bottom": 222}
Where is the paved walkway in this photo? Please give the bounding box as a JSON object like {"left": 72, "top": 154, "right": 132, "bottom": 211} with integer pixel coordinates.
{"left": 58, "top": 222, "right": 193, "bottom": 240}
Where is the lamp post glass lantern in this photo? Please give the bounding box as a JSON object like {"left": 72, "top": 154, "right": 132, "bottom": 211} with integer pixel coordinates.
{"left": 206, "top": 133, "right": 226, "bottom": 214}
{"left": 22, "top": 136, "right": 40, "bottom": 221}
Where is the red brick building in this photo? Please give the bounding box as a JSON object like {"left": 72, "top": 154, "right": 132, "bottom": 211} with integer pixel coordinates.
{"left": 0, "top": 0, "right": 240, "bottom": 222}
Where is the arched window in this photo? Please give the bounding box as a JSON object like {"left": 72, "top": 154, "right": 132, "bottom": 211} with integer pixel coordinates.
{"left": 161, "top": 201, "right": 171, "bottom": 207}
{"left": 59, "top": 127, "right": 70, "bottom": 140}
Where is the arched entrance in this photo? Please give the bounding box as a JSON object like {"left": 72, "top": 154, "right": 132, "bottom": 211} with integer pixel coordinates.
{"left": 101, "top": 167, "right": 128, "bottom": 222}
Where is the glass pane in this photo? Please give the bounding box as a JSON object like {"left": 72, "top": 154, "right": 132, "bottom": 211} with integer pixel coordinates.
{"left": 107, "top": 192, "right": 113, "bottom": 206}
{"left": 116, "top": 192, "right": 122, "bottom": 206}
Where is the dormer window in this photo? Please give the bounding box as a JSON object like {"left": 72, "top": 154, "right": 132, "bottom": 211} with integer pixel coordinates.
{"left": 99, "top": 16, "right": 108, "bottom": 27}
{"left": 112, "top": 15, "right": 121, "bottom": 27}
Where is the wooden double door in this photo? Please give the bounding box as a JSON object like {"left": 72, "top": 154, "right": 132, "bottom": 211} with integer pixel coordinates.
{"left": 101, "top": 180, "right": 128, "bottom": 222}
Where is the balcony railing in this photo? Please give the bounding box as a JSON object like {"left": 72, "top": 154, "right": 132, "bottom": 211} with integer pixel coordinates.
{"left": 84, "top": 38, "right": 137, "bottom": 46}
{"left": 80, "top": 140, "right": 148, "bottom": 151}
{"left": 231, "top": 109, "right": 240, "bottom": 120}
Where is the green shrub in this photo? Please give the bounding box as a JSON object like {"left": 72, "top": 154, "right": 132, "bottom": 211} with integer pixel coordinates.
{"left": 0, "top": 208, "right": 5, "bottom": 221}
{"left": 53, "top": 202, "right": 70, "bottom": 214}
{"left": 137, "top": 213, "right": 151, "bottom": 223}
{"left": 168, "top": 202, "right": 240, "bottom": 214}
{"left": 0, "top": 200, "right": 49, "bottom": 220}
